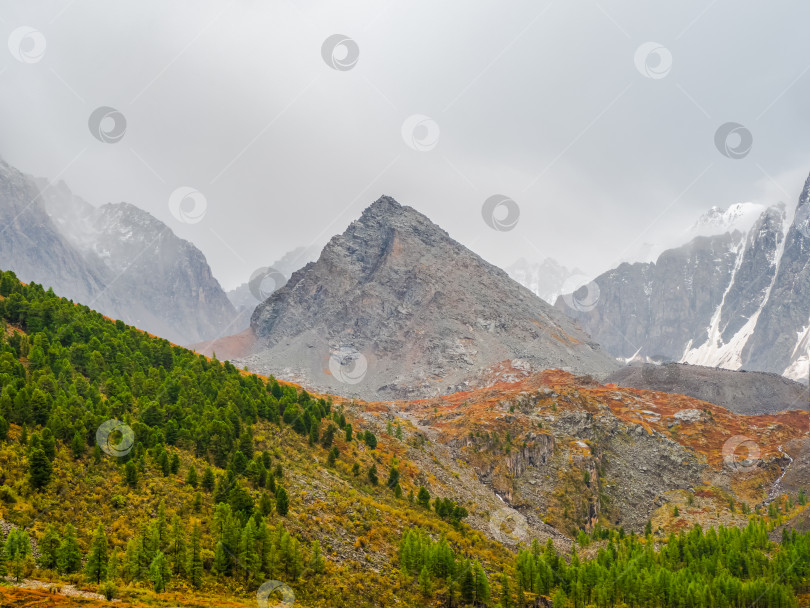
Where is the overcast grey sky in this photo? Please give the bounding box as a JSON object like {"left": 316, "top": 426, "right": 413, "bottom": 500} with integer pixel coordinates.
{"left": 2, "top": 0, "right": 810, "bottom": 289}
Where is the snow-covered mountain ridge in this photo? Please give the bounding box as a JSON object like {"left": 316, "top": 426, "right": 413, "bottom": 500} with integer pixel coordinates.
{"left": 556, "top": 176, "right": 810, "bottom": 384}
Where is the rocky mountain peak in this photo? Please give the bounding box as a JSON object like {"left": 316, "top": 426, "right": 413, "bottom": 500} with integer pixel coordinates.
{"left": 344, "top": 195, "right": 450, "bottom": 248}
{"left": 243, "top": 196, "right": 618, "bottom": 400}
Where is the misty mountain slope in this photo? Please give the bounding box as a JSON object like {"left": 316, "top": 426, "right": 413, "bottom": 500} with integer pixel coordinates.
{"left": 556, "top": 231, "right": 744, "bottom": 362}
{"left": 0, "top": 158, "right": 236, "bottom": 345}
{"left": 506, "top": 257, "right": 582, "bottom": 304}
{"left": 243, "top": 196, "right": 618, "bottom": 400}
{"left": 606, "top": 363, "right": 807, "bottom": 415}
{"left": 0, "top": 160, "right": 111, "bottom": 307}
{"left": 556, "top": 173, "right": 810, "bottom": 383}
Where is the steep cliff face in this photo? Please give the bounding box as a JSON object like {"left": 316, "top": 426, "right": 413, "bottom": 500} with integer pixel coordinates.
{"left": 742, "top": 175, "right": 810, "bottom": 380}
{"left": 556, "top": 174, "right": 810, "bottom": 383}
{"left": 245, "top": 196, "right": 618, "bottom": 400}
{"left": 0, "top": 159, "right": 236, "bottom": 345}
{"left": 555, "top": 231, "right": 743, "bottom": 362}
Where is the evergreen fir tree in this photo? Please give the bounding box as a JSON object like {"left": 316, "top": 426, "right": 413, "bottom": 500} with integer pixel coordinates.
{"left": 386, "top": 465, "right": 400, "bottom": 490}
{"left": 276, "top": 486, "right": 290, "bottom": 516}
{"left": 125, "top": 460, "right": 138, "bottom": 487}
{"left": 417, "top": 486, "right": 431, "bottom": 509}
{"left": 156, "top": 500, "right": 168, "bottom": 548}
{"left": 202, "top": 466, "right": 215, "bottom": 491}
{"left": 418, "top": 565, "right": 432, "bottom": 596}
{"left": 57, "top": 524, "right": 82, "bottom": 574}
{"left": 28, "top": 447, "right": 52, "bottom": 489}
{"left": 260, "top": 492, "right": 274, "bottom": 516}
{"left": 148, "top": 550, "right": 171, "bottom": 592}
{"left": 38, "top": 524, "right": 61, "bottom": 570}
{"left": 189, "top": 523, "right": 203, "bottom": 589}
{"left": 310, "top": 540, "right": 325, "bottom": 575}
{"left": 186, "top": 465, "right": 198, "bottom": 487}
{"left": 84, "top": 523, "right": 109, "bottom": 584}
{"left": 169, "top": 516, "right": 187, "bottom": 577}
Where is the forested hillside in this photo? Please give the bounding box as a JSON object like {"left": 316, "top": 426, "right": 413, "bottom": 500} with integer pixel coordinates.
{"left": 0, "top": 268, "right": 808, "bottom": 607}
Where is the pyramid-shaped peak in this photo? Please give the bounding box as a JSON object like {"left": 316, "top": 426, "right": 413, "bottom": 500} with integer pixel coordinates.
{"left": 249, "top": 195, "right": 617, "bottom": 400}
{"left": 352, "top": 195, "right": 448, "bottom": 238}
{"left": 364, "top": 195, "right": 403, "bottom": 213}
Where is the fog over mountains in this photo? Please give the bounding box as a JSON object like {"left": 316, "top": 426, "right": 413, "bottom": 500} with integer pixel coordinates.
{"left": 0, "top": 159, "right": 236, "bottom": 345}
{"left": 2, "top": 153, "right": 808, "bottom": 390}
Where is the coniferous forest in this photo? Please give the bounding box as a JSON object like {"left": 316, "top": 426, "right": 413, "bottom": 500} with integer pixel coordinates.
{"left": 0, "top": 270, "right": 809, "bottom": 607}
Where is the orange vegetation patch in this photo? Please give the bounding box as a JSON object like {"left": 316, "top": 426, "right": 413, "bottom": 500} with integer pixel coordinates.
{"left": 388, "top": 367, "right": 807, "bottom": 468}
{"left": 192, "top": 328, "right": 257, "bottom": 360}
